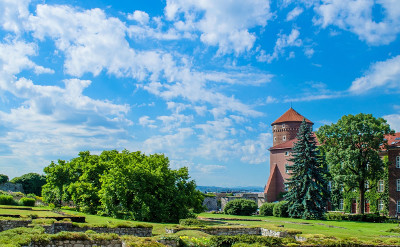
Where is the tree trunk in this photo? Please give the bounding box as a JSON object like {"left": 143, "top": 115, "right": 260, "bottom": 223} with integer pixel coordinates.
{"left": 358, "top": 182, "right": 365, "bottom": 214}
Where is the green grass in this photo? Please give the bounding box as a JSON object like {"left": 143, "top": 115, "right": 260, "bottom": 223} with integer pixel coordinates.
{"left": 0, "top": 206, "right": 63, "bottom": 217}
{"left": 2, "top": 205, "right": 399, "bottom": 242}
{"left": 199, "top": 213, "right": 400, "bottom": 241}
{"left": 61, "top": 209, "right": 176, "bottom": 235}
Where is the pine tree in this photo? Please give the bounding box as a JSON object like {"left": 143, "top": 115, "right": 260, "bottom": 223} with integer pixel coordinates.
{"left": 284, "top": 119, "right": 329, "bottom": 219}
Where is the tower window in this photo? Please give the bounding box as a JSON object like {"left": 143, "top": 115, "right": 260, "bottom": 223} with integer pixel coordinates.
{"left": 282, "top": 124, "right": 285, "bottom": 128}
{"left": 397, "top": 156, "right": 400, "bottom": 168}
{"left": 397, "top": 201, "right": 400, "bottom": 213}
{"left": 285, "top": 151, "right": 289, "bottom": 156}
{"left": 283, "top": 136, "right": 286, "bottom": 141}
{"left": 274, "top": 125, "right": 276, "bottom": 130}
{"left": 285, "top": 164, "right": 290, "bottom": 174}
{"left": 274, "top": 137, "right": 276, "bottom": 142}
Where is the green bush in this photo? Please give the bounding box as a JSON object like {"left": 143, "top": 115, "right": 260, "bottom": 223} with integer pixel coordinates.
{"left": 19, "top": 197, "right": 36, "bottom": 206}
{"left": 0, "top": 195, "right": 17, "bottom": 205}
{"left": 224, "top": 199, "right": 258, "bottom": 216}
{"left": 209, "top": 235, "right": 282, "bottom": 247}
{"left": 325, "top": 212, "right": 348, "bottom": 221}
{"left": 259, "top": 203, "right": 275, "bottom": 216}
{"left": 273, "top": 201, "right": 288, "bottom": 217}
{"left": 179, "top": 218, "right": 206, "bottom": 226}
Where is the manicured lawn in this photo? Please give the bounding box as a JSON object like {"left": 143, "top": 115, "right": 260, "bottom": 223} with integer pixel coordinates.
{"left": 2, "top": 205, "right": 400, "bottom": 241}
{"left": 0, "top": 205, "right": 62, "bottom": 217}
{"left": 61, "top": 209, "right": 177, "bottom": 235}
{"left": 198, "top": 213, "right": 400, "bottom": 240}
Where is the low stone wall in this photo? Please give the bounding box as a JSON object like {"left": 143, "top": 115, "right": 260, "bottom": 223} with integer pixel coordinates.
{"left": 28, "top": 239, "right": 122, "bottom": 247}
{"left": 260, "top": 227, "right": 289, "bottom": 238}
{"left": 51, "top": 222, "right": 152, "bottom": 236}
{"left": 0, "top": 220, "right": 152, "bottom": 237}
{"left": 166, "top": 227, "right": 260, "bottom": 236}
{"left": 166, "top": 226, "right": 299, "bottom": 239}
{"left": 0, "top": 219, "right": 31, "bottom": 231}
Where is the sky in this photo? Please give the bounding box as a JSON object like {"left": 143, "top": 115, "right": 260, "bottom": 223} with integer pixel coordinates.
{"left": 0, "top": 0, "right": 399, "bottom": 187}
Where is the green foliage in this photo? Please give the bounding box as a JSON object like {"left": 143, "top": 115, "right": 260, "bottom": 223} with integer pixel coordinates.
{"left": 0, "top": 195, "right": 17, "bottom": 205}
{"left": 179, "top": 218, "right": 206, "bottom": 226}
{"left": 209, "top": 235, "right": 282, "bottom": 247}
{"left": 0, "top": 174, "right": 9, "bottom": 184}
{"left": 272, "top": 201, "right": 289, "bottom": 217}
{"left": 43, "top": 150, "right": 203, "bottom": 223}
{"left": 10, "top": 173, "right": 46, "bottom": 196}
{"left": 317, "top": 113, "right": 393, "bottom": 214}
{"left": 19, "top": 197, "right": 36, "bottom": 207}
{"left": 259, "top": 203, "right": 274, "bottom": 216}
{"left": 284, "top": 119, "right": 328, "bottom": 219}
{"left": 223, "top": 199, "right": 257, "bottom": 216}
{"left": 123, "top": 236, "right": 165, "bottom": 247}
{"left": 325, "top": 212, "right": 387, "bottom": 222}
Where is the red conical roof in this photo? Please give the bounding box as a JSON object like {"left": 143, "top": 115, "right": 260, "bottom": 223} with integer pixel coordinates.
{"left": 271, "top": 108, "right": 313, "bottom": 125}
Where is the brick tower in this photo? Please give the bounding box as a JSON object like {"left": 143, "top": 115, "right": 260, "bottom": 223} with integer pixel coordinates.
{"left": 264, "top": 108, "right": 313, "bottom": 202}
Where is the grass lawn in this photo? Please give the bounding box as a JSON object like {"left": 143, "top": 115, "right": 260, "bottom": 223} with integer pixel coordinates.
{"left": 0, "top": 205, "right": 63, "bottom": 217}
{"left": 61, "top": 209, "right": 177, "bottom": 235}
{"left": 2, "top": 205, "right": 400, "bottom": 241}
{"left": 199, "top": 213, "right": 400, "bottom": 240}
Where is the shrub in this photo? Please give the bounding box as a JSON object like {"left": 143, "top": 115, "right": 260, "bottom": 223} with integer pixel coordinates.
{"left": 224, "top": 199, "right": 258, "bottom": 216}
{"left": 0, "top": 195, "right": 17, "bottom": 205}
{"left": 209, "top": 235, "right": 282, "bottom": 247}
{"left": 259, "top": 203, "right": 275, "bottom": 216}
{"left": 19, "top": 197, "right": 36, "bottom": 206}
{"left": 179, "top": 218, "right": 206, "bottom": 226}
{"left": 273, "top": 201, "right": 289, "bottom": 217}
{"left": 325, "top": 212, "right": 348, "bottom": 221}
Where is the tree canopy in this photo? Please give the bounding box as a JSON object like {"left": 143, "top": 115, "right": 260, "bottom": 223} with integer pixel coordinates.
{"left": 10, "top": 173, "right": 46, "bottom": 196}
{"left": 0, "top": 174, "right": 8, "bottom": 184}
{"left": 43, "top": 150, "right": 204, "bottom": 223}
{"left": 284, "top": 119, "right": 328, "bottom": 219}
{"left": 317, "top": 113, "right": 393, "bottom": 214}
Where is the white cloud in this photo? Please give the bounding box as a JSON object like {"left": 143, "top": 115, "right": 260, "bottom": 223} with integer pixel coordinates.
{"left": 127, "top": 10, "right": 150, "bottom": 25}
{"left": 195, "top": 164, "right": 227, "bottom": 174}
{"left": 304, "top": 47, "right": 314, "bottom": 58}
{"left": 384, "top": 114, "right": 400, "bottom": 132}
{"left": 0, "top": 0, "right": 30, "bottom": 33}
{"left": 165, "top": 0, "right": 272, "bottom": 55}
{"left": 349, "top": 55, "right": 400, "bottom": 94}
{"left": 258, "top": 29, "right": 302, "bottom": 63}
{"left": 314, "top": 0, "right": 400, "bottom": 45}
{"left": 138, "top": 116, "right": 157, "bottom": 128}
{"left": 286, "top": 7, "right": 304, "bottom": 21}
{"left": 266, "top": 96, "right": 278, "bottom": 103}
{"left": 240, "top": 133, "right": 271, "bottom": 164}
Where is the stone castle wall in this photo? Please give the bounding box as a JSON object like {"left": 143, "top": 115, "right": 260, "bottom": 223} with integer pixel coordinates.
{"left": 0, "top": 182, "right": 24, "bottom": 193}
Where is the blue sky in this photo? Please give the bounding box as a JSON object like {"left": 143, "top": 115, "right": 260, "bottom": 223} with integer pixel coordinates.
{"left": 0, "top": 0, "right": 399, "bottom": 187}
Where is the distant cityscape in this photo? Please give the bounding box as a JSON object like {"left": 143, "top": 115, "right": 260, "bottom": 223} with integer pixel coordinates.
{"left": 197, "top": 186, "right": 264, "bottom": 193}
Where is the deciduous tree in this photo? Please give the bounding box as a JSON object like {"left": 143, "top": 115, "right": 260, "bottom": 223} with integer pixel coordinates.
{"left": 317, "top": 113, "right": 393, "bottom": 214}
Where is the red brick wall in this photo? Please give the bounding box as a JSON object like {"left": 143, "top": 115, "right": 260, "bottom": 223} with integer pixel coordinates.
{"left": 388, "top": 148, "right": 400, "bottom": 217}
{"left": 272, "top": 122, "right": 313, "bottom": 146}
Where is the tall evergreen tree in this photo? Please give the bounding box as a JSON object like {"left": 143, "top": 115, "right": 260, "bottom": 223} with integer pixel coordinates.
{"left": 284, "top": 119, "right": 328, "bottom": 219}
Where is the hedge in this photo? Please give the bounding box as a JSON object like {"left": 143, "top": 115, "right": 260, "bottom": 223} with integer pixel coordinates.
{"left": 259, "top": 203, "right": 275, "bottom": 216}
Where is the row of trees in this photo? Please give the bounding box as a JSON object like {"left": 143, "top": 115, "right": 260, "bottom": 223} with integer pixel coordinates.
{"left": 0, "top": 173, "right": 46, "bottom": 196}
{"left": 284, "top": 113, "right": 393, "bottom": 219}
{"left": 42, "top": 150, "right": 204, "bottom": 223}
